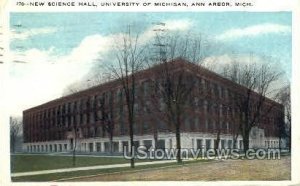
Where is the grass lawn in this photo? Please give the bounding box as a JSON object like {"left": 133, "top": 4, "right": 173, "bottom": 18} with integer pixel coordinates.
{"left": 12, "top": 159, "right": 211, "bottom": 182}
{"left": 11, "top": 154, "right": 148, "bottom": 173}
{"left": 71, "top": 156, "right": 290, "bottom": 181}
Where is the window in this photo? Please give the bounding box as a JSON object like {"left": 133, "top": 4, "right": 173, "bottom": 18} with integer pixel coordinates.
{"left": 221, "top": 140, "right": 225, "bottom": 149}
{"left": 122, "top": 141, "right": 129, "bottom": 152}
{"left": 197, "top": 139, "right": 203, "bottom": 149}
{"left": 104, "top": 142, "right": 110, "bottom": 152}
{"left": 143, "top": 81, "right": 149, "bottom": 97}
{"left": 96, "top": 142, "right": 101, "bottom": 152}
{"left": 95, "top": 126, "right": 102, "bottom": 137}
{"left": 219, "top": 104, "right": 223, "bottom": 117}
{"left": 190, "top": 118, "right": 195, "bottom": 130}
{"left": 158, "top": 120, "right": 167, "bottom": 131}
{"left": 113, "top": 142, "right": 119, "bottom": 152}
{"left": 228, "top": 140, "right": 232, "bottom": 149}
{"left": 239, "top": 140, "right": 243, "bottom": 149}
{"left": 213, "top": 83, "right": 218, "bottom": 97}
{"left": 204, "top": 100, "right": 208, "bottom": 113}
{"left": 194, "top": 117, "right": 199, "bottom": 130}
{"left": 185, "top": 116, "right": 190, "bottom": 131}
{"left": 89, "top": 143, "right": 93, "bottom": 152}
{"left": 143, "top": 122, "right": 150, "bottom": 133}
{"left": 133, "top": 141, "right": 140, "bottom": 150}
{"left": 133, "top": 122, "right": 139, "bottom": 134}
{"left": 205, "top": 139, "right": 211, "bottom": 150}
{"left": 157, "top": 140, "right": 165, "bottom": 150}
{"left": 143, "top": 140, "right": 152, "bottom": 150}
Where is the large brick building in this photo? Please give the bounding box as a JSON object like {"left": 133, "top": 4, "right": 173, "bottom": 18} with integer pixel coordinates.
{"left": 22, "top": 58, "right": 284, "bottom": 153}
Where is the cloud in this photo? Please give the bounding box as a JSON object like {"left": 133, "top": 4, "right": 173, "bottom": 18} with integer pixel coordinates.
{"left": 164, "top": 19, "right": 193, "bottom": 31}
{"left": 8, "top": 34, "right": 114, "bottom": 115}
{"left": 8, "top": 21, "right": 194, "bottom": 116}
{"left": 216, "top": 23, "right": 291, "bottom": 41}
{"left": 201, "top": 53, "right": 265, "bottom": 73}
{"left": 11, "top": 27, "right": 57, "bottom": 40}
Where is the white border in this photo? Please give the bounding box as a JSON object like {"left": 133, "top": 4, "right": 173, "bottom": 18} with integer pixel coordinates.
{"left": 1, "top": 0, "right": 299, "bottom": 185}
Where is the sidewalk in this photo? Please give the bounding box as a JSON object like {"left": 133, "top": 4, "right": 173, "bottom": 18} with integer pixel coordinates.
{"left": 11, "top": 160, "right": 176, "bottom": 177}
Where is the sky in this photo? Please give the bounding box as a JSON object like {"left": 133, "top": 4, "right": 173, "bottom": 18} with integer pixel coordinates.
{"left": 9, "top": 12, "right": 292, "bottom": 116}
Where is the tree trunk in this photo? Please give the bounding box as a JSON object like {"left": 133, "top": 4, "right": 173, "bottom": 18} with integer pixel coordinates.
{"left": 154, "top": 129, "right": 158, "bottom": 150}
{"left": 278, "top": 137, "right": 282, "bottom": 151}
{"left": 129, "top": 117, "right": 135, "bottom": 168}
{"left": 215, "top": 130, "right": 221, "bottom": 152}
{"left": 175, "top": 117, "right": 182, "bottom": 163}
{"left": 109, "top": 132, "right": 113, "bottom": 155}
{"left": 72, "top": 149, "right": 76, "bottom": 166}
{"left": 243, "top": 132, "right": 250, "bottom": 152}
{"left": 233, "top": 133, "right": 238, "bottom": 149}
{"left": 72, "top": 129, "right": 77, "bottom": 167}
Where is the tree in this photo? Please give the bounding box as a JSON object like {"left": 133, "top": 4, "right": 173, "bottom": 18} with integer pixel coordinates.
{"left": 98, "top": 93, "right": 115, "bottom": 154}
{"left": 275, "top": 84, "right": 291, "bottom": 151}
{"left": 71, "top": 124, "right": 79, "bottom": 166}
{"left": 10, "top": 117, "right": 21, "bottom": 153}
{"left": 105, "top": 27, "right": 147, "bottom": 168}
{"left": 222, "top": 60, "right": 282, "bottom": 152}
{"left": 150, "top": 33, "right": 210, "bottom": 163}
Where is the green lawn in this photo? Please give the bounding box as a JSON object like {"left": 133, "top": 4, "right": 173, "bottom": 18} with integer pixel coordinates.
{"left": 12, "top": 159, "right": 210, "bottom": 182}
{"left": 11, "top": 154, "right": 145, "bottom": 173}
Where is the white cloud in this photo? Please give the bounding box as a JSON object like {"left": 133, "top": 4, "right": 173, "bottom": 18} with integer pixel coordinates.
{"left": 8, "top": 21, "right": 194, "bottom": 116}
{"left": 11, "top": 27, "right": 57, "bottom": 40}
{"left": 164, "top": 19, "right": 193, "bottom": 31}
{"left": 216, "top": 23, "right": 291, "bottom": 41}
{"left": 201, "top": 53, "right": 265, "bottom": 73}
{"left": 8, "top": 34, "right": 113, "bottom": 115}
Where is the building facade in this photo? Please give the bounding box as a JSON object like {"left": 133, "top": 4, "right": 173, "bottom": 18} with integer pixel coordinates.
{"left": 22, "top": 59, "right": 284, "bottom": 153}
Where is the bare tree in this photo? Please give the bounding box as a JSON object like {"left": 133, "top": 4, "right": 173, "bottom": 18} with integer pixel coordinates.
{"left": 150, "top": 33, "right": 210, "bottom": 163}
{"left": 222, "top": 60, "right": 283, "bottom": 152}
{"left": 275, "top": 84, "right": 291, "bottom": 151}
{"left": 104, "top": 27, "right": 147, "bottom": 168}
{"left": 71, "top": 125, "right": 79, "bottom": 166}
{"left": 10, "top": 117, "right": 21, "bottom": 153}
{"left": 98, "top": 93, "right": 115, "bottom": 154}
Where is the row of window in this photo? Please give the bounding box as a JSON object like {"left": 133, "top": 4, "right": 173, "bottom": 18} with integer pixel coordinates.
{"left": 24, "top": 74, "right": 281, "bottom": 143}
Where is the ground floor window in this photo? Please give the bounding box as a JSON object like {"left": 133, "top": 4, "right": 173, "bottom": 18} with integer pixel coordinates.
{"left": 133, "top": 141, "right": 140, "bottom": 150}
{"left": 205, "top": 139, "right": 211, "bottom": 150}
{"left": 89, "top": 143, "right": 93, "bottom": 152}
{"left": 96, "top": 142, "right": 101, "bottom": 152}
{"left": 143, "top": 140, "right": 152, "bottom": 150}
{"left": 228, "top": 140, "right": 232, "bottom": 149}
{"left": 221, "top": 140, "right": 225, "bottom": 149}
{"left": 239, "top": 140, "right": 243, "bottom": 149}
{"left": 122, "top": 141, "right": 129, "bottom": 152}
{"left": 157, "top": 139, "right": 165, "bottom": 150}
{"left": 113, "top": 142, "right": 119, "bottom": 152}
{"left": 104, "top": 142, "right": 110, "bottom": 152}
{"left": 197, "top": 139, "right": 203, "bottom": 149}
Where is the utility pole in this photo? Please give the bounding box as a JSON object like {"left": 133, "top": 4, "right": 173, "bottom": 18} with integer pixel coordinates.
{"left": 152, "top": 22, "right": 167, "bottom": 64}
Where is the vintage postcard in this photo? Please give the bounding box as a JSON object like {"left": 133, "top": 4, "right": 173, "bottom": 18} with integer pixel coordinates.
{"left": 0, "top": 0, "right": 299, "bottom": 185}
